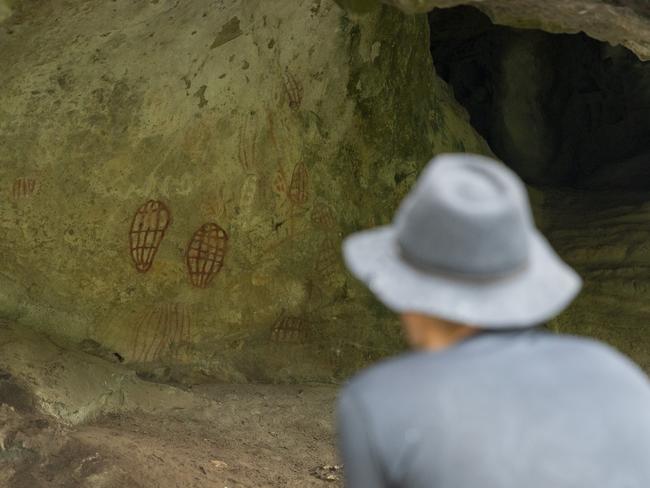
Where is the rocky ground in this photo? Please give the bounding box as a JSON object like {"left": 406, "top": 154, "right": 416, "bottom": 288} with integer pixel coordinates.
{"left": 0, "top": 378, "right": 342, "bottom": 488}
{"left": 0, "top": 321, "right": 343, "bottom": 488}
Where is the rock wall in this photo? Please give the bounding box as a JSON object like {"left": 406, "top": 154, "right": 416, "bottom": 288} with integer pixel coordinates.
{"left": 429, "top": 7, "right": 650, "bottom": 186}
{"left": 0, "top": 0, "right": 490, "bottom": 382}
{"left": 424, "top": 4, "right": 650, "bottom": 369}
{"left": 339, "top": 0, "right": 650, "bottom": 61}
{"left": 542, "top": 190, "right": 650, "bottom": 372}
{"left": 388, "top": 0, "right": 650, "bottom": 61}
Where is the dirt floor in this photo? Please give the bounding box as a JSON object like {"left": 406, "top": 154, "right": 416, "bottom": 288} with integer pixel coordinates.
{"left": 0, "top": 375, "right": 343, "bottom": 488}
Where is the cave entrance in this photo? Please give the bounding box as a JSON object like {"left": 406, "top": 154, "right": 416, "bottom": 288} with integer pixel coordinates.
{"left": 428, "top": 6, "right": 650, "bottom": 190}
{"left": 428, "top": 7, "right": 650, "bottom": 369}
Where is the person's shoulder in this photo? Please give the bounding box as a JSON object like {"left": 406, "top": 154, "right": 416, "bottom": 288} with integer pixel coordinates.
{"left": 542, "top": 332, "right": 650, "bottom": 379}
{"left": 542, "top": 331, "right": 632, "bottom": 358}
{"left": 338, "top": 351, "right": 426, "bottom": 402}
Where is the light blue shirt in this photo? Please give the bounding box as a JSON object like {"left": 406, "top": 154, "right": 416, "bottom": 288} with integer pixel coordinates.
{"left": 337, "top": 329, "right": 650, "bottom": 487}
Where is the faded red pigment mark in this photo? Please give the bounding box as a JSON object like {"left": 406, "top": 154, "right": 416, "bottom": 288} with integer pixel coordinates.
{"left": 288, "top": 161, "right": 309, "bottom": 206}
{"left": 11, "top": 178, "right": 37, "bottom": 199}
{"left": 129, "top": 200, "right": 171, "bottom": 273}
{"left": 271, "top": 313, "right": 308, "bottom": 344}
{"left": 238, "top": 114, "right": 257, "bottom": 173}
{"left": 274, "top": 161, "right": 309, "bottom": 207}
{"left": 131, "top": 303, "right": 192, "bottom": 363}
{"left": 186, "top": 222, "right": 228, "bottom": 288}
{"left": 283, "top": 68, "right": 303, "bottom": 111}
{"left": 314, "top": 237, "right": 340, "bottom": 284}
{"left": 270, "top": 161, "right": 311, "bottom": 242}
{"left": 311, "top": 201, "right": 337, "bottom": 230}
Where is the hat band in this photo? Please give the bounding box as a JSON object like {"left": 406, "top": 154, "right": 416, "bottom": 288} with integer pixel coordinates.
{"left": 396, "top": 242, "right": 530, "bottom": 283}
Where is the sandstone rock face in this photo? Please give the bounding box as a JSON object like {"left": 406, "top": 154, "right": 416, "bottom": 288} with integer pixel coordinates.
{"left": 382, "top": 0, "right": 650, "bottom": 61}
{"left": 0, "top": 0, "right": 489, "bottom": 382}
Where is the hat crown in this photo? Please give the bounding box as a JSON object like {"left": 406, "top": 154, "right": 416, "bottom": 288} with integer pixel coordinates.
{"left": 395, "top": 154, "right": 533, "bottom": 277}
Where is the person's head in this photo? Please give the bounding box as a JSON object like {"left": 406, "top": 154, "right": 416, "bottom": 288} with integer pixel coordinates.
{"left": 399, "top": 312, "right": 479, "bottom": 351}
{"left": 342, "top": 153, "right": 582, "bottom": 343}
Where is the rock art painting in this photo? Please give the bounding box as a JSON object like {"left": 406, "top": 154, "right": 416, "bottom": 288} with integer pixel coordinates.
{"left": 129, "top": 200, "right": 171, "bottom": 273}
{"left": 238, "top": 115, "right": 257, "bottom": 174}
{"left": 200, "top": 185, "right": 233, "bottom": 222}
{"left": 131, "top": 303, "right": 192, "bottom": 363}
{"left": 311, "top": 201, "right": 337, "bottom": 230}
{"left": 11, "top": 178, "right": 37, "bottom": 199}
{"left": 266, "top": 109, "right": 309, "bottom": 207}
{"left": 271, "top": 313, "right": 308, "bottom": 344}
{"left": 282, "top": 68, "right": 303, "bottom": 111}
{"left": 186, "top": 222, "right": 228, "bottom": 288}
{"left": 237, "top": 114, "right": 259, "bottom": 212}
{"left": 239, "top": 173, "right": 259, "bottom": 212}
{"left": 274, "top": 161, "right": 309, "bottom": 208}
{"left": 288, "top": 161, "right": 309, "bottom": 206}
{"left": 314, "top": 238, "right": 340, "bottom": 286}
{"left": 266, "top": 159, "right": 311, "bottom": 246}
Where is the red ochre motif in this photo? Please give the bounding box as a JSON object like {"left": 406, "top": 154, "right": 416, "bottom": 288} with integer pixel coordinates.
{"left": 315, "top": 238, "right": 340, "bottom": 283}
{"left": 288, "top": 161, "right": 309, "bottom": 206}
{"left": 129, "top": 200, "right": 171, "bottom": 273}
{"left": 271, "top": 314, "right": 308, "bottom": 344}
{"left": 311, "top": 201, "right": 337, "bottom": 230}
{"left": 186, "top": 222, "right": 228, "bottom": 288}
{"left": 238, "top": 115, "right": 257, "bottom": 173}
{"left": 131, "top": 303, "right": 192, "bottom": 363}
{"left": 282, "top": 69, "right": 303, "bottom": 111}
{"left": 274, "top": 161, "right": 309, "bottom": 207}
{"left": 11, "top": 178, "right": 37, "bottom": 199}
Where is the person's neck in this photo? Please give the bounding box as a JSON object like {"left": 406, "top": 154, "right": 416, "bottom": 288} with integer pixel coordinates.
{"left": 418, "top": 325, "right": 481, "bottom": 352}
{"left": 400, "top": 312, "right": 483, "bottom": 352}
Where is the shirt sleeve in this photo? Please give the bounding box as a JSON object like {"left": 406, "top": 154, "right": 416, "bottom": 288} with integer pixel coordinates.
{"left": 336, "top": 389, "right": 388, "bottom": 488}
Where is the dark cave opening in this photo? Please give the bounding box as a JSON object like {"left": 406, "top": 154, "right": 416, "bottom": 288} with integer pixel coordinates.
{"left": 428, "top": 6, "right": 650, "bottom": 190}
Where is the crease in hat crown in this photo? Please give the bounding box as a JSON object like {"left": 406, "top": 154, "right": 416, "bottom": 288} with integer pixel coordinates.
{"left": 394, "top": 154, "right": 534, "bottom": 278}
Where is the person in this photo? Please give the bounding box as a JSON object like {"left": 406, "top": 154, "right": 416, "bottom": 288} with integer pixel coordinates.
{"left": 337, "top": 153, "right": 650, "bottom": 487}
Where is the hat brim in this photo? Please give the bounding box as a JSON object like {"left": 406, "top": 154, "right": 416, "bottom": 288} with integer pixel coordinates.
{"left": 342, "top": 226, "right": 582, "bottom": 328}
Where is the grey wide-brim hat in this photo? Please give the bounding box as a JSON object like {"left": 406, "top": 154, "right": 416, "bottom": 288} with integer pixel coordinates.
{"left": 342, "top": 153, "right": 582, "bottom": 328}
